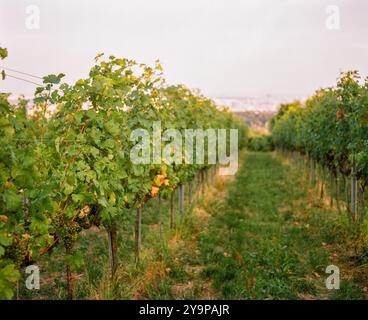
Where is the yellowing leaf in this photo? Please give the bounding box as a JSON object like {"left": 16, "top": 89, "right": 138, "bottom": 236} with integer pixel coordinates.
{"left": 78, "top": 205, "right": 91, "bottom": 219}
{"left": 0, "top": 215, "right": 8, "bottom": 224}
{"left": 108, "top": 192, "right": 116, "bottom": 204}
{"left": 161, "top": 163, "right": 167, "bottom": 177}
{"left": 4, "top": 180, "right": 13, "bottom": 189}
{"left": 150, "top": 186, "right": 160, "bottom": 197}
{"left": 22, "top": 233, "right": 31, "bottom": 240}
{"left": 153, "top": 174, "right": 165, "bottom": 187}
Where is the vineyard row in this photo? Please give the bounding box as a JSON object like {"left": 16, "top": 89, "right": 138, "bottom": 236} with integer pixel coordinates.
{"left": 0, "top": 48, "right": 248, "bottom": 299}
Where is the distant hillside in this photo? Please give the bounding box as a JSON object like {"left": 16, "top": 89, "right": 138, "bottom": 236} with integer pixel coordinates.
{"left": 234, "top": 111, "right": 275, "bottom": 134}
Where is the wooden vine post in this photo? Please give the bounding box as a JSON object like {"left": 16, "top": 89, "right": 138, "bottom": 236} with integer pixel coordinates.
{"left": 334, "top": 169, "right": 341, "bottom": 213}
{"left": 65, "top": 247, "right": 73, "bottom": 300}
{"left": 358, "top": 184, "right": 365, "bottom": 224}
{"left": 197, "top": 172, "right": 201, "bottom": 198}
{"left": 212, "top": 165, "right": 216, "bottom": 183}
{"left": 319, "top": 164, "right": 324, "bottom": 200}
{"left": 351, "top": 158, "right": 358, "bottom": 221}
{"left": 201, "top": 170, "right": 205, "bottom": 196}
{"left": 170, "top": 191, "right": 175, "bottom": 229}
{"left": 342, "top": 174, "right": 350, "bottom": 215}
{"left": 310, "top": 157, "right": 316, "bottom": 185}
{"left": 188, "top": 180, "right": 193, "bottom": 206}
{"left": 135, "top": 208, "right": 142, "bottom": 262}
{"left": 299, "top": 152, "right": 304, "bottom": 170}
{"left": 178, "top": 184, "right": 184, "bottom": 214}
{"left": 158, "top": 195, "right": 163, "bottom": 240}
{"left": 306, "top": 153, "right": 310, "bottom": 173}
{"left": 107, "top": 222, "right": 118, "bottom": 276}
{"left": 329, "top": 170, "right": 334, "bottom": 208}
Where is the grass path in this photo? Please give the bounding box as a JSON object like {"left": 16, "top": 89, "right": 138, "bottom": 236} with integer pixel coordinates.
{"left": 196, "top": 151, "right": 366, "bottom": 299}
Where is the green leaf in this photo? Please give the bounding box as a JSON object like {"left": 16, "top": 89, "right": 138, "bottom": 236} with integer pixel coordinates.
{"left": 63, "top": 183, "right": 74, "bottom": 195}
{"left": 71, "top": 193, "right": 85, "bottom": 203}
{"left": 0, "top": 47, "right": 8, "bottom": 60}
{"left": 1, "top": 264, "right": 20, "bottom": 283}
{"left": 43, "top": 73, "right": 65, "bottom": 84}
{"left": 0, "top": 235, "right": 12, "bottom": 246}
{"left": 55, "top": 137, "right": 60, "bottom": 153}
{"left": 4, "top": 190, "right": 22, "bottom": 212}
{"left": 105, "top": 120, "right": 121, "bottom": 136}
{"left": 94, "top": 53, "right": 104, "bottom": 62}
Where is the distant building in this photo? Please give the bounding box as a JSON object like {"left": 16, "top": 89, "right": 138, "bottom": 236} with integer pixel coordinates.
{"left": 212, "top": 96, "right": 296, "bottom": 112}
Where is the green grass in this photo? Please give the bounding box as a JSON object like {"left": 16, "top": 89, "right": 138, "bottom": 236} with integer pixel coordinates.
{"left": 17, "top": 152, "right": 367, "bottom": 300}
{"left": 198, "top": 152, "right": 365, "bottom": 299}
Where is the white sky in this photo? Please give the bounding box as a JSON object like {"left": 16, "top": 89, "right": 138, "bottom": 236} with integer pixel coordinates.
{"left": 1, "top": 0, "right": 367, "bottom": 98}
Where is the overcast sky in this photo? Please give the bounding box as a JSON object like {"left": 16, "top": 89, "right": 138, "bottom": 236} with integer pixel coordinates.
{"left": 1, "top": 0, "right": 367, "bottom": 98}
